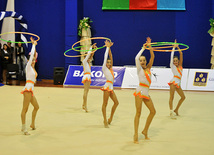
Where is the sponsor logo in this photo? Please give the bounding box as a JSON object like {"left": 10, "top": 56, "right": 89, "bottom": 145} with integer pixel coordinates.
{"left": 151, "top": 72, "right": 158, "bottom": 82}
{"left": 73, "top": 70, "right": 118, "bottom": 78}
{"left": 64, "top": 65, "right": 125, "bottom": 87}
{"left": 150, "top": 69, "right": 159, "bottom": 82}
{"left": 193, "top": 72, "right": 208, "bottom": 86}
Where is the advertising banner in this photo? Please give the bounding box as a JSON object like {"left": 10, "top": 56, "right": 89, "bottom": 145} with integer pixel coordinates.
{"left": 64, "top": 65, "right": 125, "bottom": 87}
{"left": 65, "top": 66, "right": 214, "bottom": 91}
{"left": 186, "top": 69, "right": 214, "bottom": 91}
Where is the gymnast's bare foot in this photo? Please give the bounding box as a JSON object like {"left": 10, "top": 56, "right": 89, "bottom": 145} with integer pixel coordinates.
{"left": 103, "top": 120, "right": 109, "bottom": 128}
{"left": 133, "top": 134, "right": 139, "bottom": 144}
{"left": 108, "top": 118, "right": 112, "bottom": 125}
{"left": 82, "top": 104, "right": 88, "bottom": 113}
{"left": 30, "top": 124, "right": 36, "bottom": 130}
{"left": 174, "top": 110, "right": 179, "bottom": 116}
{"left": 142, "top": 131, "right": 150, "bottom": 140}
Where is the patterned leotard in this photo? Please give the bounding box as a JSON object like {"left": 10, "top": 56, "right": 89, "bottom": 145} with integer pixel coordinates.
{"left": 133, "top": 48, "right": 151, "bottom": 100}
{"left": 168, "top": 48, "right": 183, "bottom": 88}
{"left": 82, "top": 47, "right": 92, "bottom": 84}
{"left": 100, "top": 47, "right": 114, "bottom": 93}
{"left": 21, "top": 45, "right": 37, "bottom": 96}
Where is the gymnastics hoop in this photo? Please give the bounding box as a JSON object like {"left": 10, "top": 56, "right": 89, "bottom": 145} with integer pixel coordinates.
{"left": 0, "top": 11, "right": 29, "bottom": 47}
{"left": 64, "top": 37, "right": 112, "bottom": 58}
{"left": 0, "top": 32, "right": 40, "bottom": 44}
{"left": 64, "top": 47, "right": 98, "bottom": 58}
{"left": 71, "top": 45, "right": 103, "bottom": 53}
{"left": 72, "top": 37, "right": 111, "bottom": 52}
{"left": 145, "top": 42, "right": 189, "bottom": 52}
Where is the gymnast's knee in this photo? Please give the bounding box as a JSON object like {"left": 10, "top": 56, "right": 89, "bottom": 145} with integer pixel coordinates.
{"left": 34, "top": 105, "right": 39, "bottom": 111}
{"left": 135, "top": 111, "right": 141, "bottom": 117}
{"left": 22, "top": 107, "right": 29, "bottom": 113}
{"left": 150, "top": 109, "right": 156, "bottom": 116}
{"left": 102, "top": 102, "right": 108, "bottom": 108}
{"left": 114, "top": 101, "right": 119, "bottom": 106}
{"left": 21, "top": 108, "right": 28, "bottom": 115}
{"left": 181, "top": 95, "right": 186, "bottom": 101}
{"left": 169, "top": 96, "right": 174, "bottom": 101}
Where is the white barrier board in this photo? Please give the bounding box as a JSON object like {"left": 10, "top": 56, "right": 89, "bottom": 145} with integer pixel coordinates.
{"left": 121, "top": 67, "right": 189, "bottom": 90}
{"left": 150, "top": 68, "right": 188, "bottom": 90}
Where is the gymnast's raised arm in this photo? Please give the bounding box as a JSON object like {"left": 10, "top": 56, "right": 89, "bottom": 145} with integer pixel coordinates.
{"left": 102, "top": 40, "right": 113, "bottom": 69}
{"left": 146, "top": 37, "right": 154, "bottom": 69}
{"left": 170, "top": 40, "right": 177, "bottom": 68}
{"left": 178, "top": 46, "right": 183, "bottom": 67}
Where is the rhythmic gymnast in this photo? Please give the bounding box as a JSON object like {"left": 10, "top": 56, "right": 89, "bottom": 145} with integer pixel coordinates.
{"left": 101, "top": 40, "right": 119, "bottom": 128}
{"left": 82, "top": 43, "right": 97, "bottom": 112}
{"left": 20, "top": 37, "right": 39, "bottom": 135}
{"left": 168, "top": 40, "right": 186, "bottom": 119}
{"left": 133, "top": 37, "right": 156, "bottom": 143}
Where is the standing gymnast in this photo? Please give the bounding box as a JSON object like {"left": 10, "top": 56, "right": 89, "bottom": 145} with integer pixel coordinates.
{"left": 101, "top": 40, "right": 119, "bottom": 128}
{"left": 82, "top": 43, "right": 97, "bottom": 112}
{"left": 168, "top": 40, "right": 185, "bottom": 119}
{"left": 133, "top": 37, "right": 156, "bottom": 143}
{"left": 20, "top": 37, "right": 39, "bottom": 135}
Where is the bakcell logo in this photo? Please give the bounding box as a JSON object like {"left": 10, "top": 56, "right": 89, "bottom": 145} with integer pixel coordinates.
{"left": 73, "top": 70, "right": 118, "bottom": 78}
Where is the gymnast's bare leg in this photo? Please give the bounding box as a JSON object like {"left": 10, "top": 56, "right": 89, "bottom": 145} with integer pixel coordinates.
{"left": 21, "top": 92, "right": 31, "bottom": 135}
{"left": 174, "top": 87, "right": 185, "bottom": 116}
{"left": 142, "top": 98, "right": 156, "bottom": 140}
{"left": 102, "top": 90, "right": 110, "bottom": 128}
{"left": 30, "top": 95, "right": 39, "bottom": 130}
{"left": 108, "top": 91, "right": 119, "bottom": 124}
{"left": 83, "top": 81, "right": 90, "bottom": 112}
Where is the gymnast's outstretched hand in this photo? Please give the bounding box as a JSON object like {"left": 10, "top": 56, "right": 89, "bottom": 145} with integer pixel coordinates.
{"left": 30, "top": 37, "right": 37, "bottom": 46}
{"left": 92, "top": 43, "right": 98, "bottom": 52}
{"left": 104, "top": 40, "right": 113, "bottom": 47}
{"left": 173, "top": 39, "right": 178, "bottom": 48}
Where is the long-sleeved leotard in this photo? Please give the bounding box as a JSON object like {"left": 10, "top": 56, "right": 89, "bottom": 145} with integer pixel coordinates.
{"left": 168, "top": 48, "right": 183, "bottom": 88}
{"left": 100, "top": 47, "right": 114, "bottom": 93}
{"left": 21, "top": 45, "right": 37, "bottom": 96}
{"left": 133, "top": 48, "right": 151, "bottom": 100}
{"left": 82, "top": 47, "right": 92, "bottom": 83}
